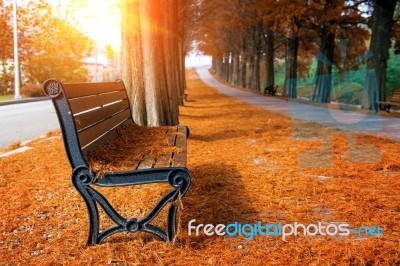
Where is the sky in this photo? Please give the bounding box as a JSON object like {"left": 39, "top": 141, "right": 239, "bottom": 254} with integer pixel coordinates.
{"left": 52, "top": 0, "right": 121, "bottom": 49}
{"left": 185, "top": 53, "right": 212, "bottom": 67}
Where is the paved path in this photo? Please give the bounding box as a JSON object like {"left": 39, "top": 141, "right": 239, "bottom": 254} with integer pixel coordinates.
{"left": 0, "top": 100, "right": 59, "bottom": 147}
{"left": 196, "top": 66, "right": 400, "bottom": 141}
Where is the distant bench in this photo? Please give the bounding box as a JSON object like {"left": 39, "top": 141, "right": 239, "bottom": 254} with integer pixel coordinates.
{"left": 263, "top": 85, "right": 278, "bottom": 96}
{"left": 43, "top": 79, "right": 190, "bottom": 245}
{"left": 377, "top": 89, "right": 400, "bottom": 112}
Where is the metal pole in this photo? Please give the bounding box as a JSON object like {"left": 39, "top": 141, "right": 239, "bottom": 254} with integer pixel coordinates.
{"left": 95, "top": 45, "right": 98, "bottom": 82}
{"left": 13, "top": 0, "right": 21, "bottom": 99}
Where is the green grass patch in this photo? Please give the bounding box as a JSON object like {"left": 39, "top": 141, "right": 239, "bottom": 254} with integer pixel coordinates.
{"left": 273, "top": 49, "right": 400, "bottom": 98}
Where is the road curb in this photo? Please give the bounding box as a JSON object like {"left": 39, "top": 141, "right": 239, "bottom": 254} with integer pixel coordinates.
{"left": 0, "top": 96, "right": 50, "bottom": 106}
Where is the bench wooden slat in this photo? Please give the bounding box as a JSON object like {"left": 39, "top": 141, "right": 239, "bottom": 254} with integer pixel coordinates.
{"left": 137, "top": 157, "right": 156, "bottom": 169}
{"left": 390, "top": 97, "right": 400, "bottom": 102}
{"left": 389, "top": 90, "right": 400, "bottom": 101}
{"left": 153, "top": 128, "right": 178, "bottom": 168}
{"left": 130, "top": 159, "right": 142, "bottom": 171}
{"left": 78, "top": 109, "right": 131, "bottom": 149}
{"left": 82, "top": 119, "right": 133, "bottom": 154}
{"left": 75, "top": 100, "right": 130, "bottom": 131}
{"left": 172, "top": 127, "right": 187, "bottom": 167}
{"left": 63, "top": 82, "right": 126, "bottom": 99}
{"left": 383, "top": 101, "right": 400, "bottom": 106}
{"left": 69, "top": 91, "right": 128, "bottom": 114}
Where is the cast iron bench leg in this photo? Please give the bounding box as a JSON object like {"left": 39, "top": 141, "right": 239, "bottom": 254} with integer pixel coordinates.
{"left": 72, "top": 166, "right": 190, "bottom": 245}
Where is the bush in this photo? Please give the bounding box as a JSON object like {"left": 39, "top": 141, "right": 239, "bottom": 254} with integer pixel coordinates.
{"left": 333, "top": 82, "right": 364, "bottom": 105}
{"left": 21, "top": 84, "right": 45, "bottom": 97}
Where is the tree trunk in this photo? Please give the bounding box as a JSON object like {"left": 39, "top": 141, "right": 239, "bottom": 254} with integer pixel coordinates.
{"left": 161, "top": 0, "right": 180, "bottom": 125}
{"left": 284, "top": 35, "right": 299, "bottom": 98}
{"left": 264, "top": 29, "right": 275, "bottom": 89}
{"left": 362, "top": 0, "right": 397, "bottom": 110}
{"left": 251, "top": 53, "right": 260, "bottom": 91}
{"left": 247, "top": 55, "right": 254, "bottom": 89}
{"left": 179, "top": 42, "right": 186, "bottom": 95}
{"left": 177, "top": 18, "right": 186, "bottom": 100}
{"left": 228, "top": 53, "right": 234, "bottom": 84}
{"left": 312, "top": 26, "right": 335, "bottom": 103}
{"left": 177, "top": 0, "right": 188, "bottom": 95}
{"left": 140, "top": 1, "right": 167, "bottom": 126}
{"left": 225, "top": 54, "right": 230, "bottom": 82}
{"left": 219, "top": 55, "right": 225, "bottom": 80}
{"left": 239, "top": 52, "right": 247, "bottom": 88}
{"left": 221, "top": 55, "right": 228, "bottom": 81}
{"left": 212, "top": 56, "right": 217, "bottom": 72}
{"left": 121, "top": 0, "right": 183, "bottom": 126}
{"left": 216, "top": 57, "right": 223, "bottom": 76}
{"left": 121, "top": 0, "right": 147, "bottom": 125}
{"left": 232, "top": 53, "right": 240, "bottom": 85}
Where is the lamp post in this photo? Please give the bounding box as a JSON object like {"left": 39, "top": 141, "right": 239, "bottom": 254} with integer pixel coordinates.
{"left": 12, "top": 0, "right": 21, "bottom": 99}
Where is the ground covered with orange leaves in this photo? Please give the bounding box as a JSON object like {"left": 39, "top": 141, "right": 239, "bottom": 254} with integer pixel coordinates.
{"left": 0, "top": 70, "right": 399, "bottom": 265}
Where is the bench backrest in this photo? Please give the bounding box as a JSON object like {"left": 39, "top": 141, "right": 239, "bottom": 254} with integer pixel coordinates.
{"left": 390, "top": 89, "right": 400, "bottom": 103}
{"left": 43, "top": 79, "right": 133, "bottom": 168}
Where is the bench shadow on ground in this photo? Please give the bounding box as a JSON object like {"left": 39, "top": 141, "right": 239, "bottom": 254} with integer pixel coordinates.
{"left": 179, "top": 162, "right": 258, "bottom": 247}
{"left": 99, "top": 162, "right": 257, "bottom": 247}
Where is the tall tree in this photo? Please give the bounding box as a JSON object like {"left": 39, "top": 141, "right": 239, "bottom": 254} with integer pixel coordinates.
{"left": 285, "top": 34, "right": 300, "bottom": 98}
{"left": 263, "top": 21, "right": 275, "bottom": 89}
{"left": 0, "top": 1, "right": 13, "bottom": 95}
{"left": 363, "top": 0, "right": 398, "bottom": 110}
{"left": 121, "top": 0, "right": 146, "bottom": 125}
{"left": 121, "top": 0, "right": 184, "bottom": 126}
{"left": 268, "top": 0, "right": 327, "bottom": 98}
{"left": 273, "top": 0, "right": 307, "bottom": 98}
{"left": 261, "top": 1, "right": 289, "bottom": 91}
{"left": 197, "top": 0, "right": 238, "bottom": 81}
{"left": 312, "top": 0, "right": 370, "bottom": 103}
{"left": 22, "top": 9, "right": 93, "bottom": 84}
{"left": 311, "top": 0, "right": 336, "bottom": 103}
{"left": 178, "top": 0, "right": 198, "bottom": 90}
{"left": 0, "top": 0, "right": 93, "bottom": 94}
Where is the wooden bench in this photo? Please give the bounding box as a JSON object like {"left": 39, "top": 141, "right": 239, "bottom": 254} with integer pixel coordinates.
{"left": 263, "top": 84, "right": 278, "bottom": 96}
{"left": 377, "top": 88, "right": 400, "bottom": 112}
{"left": 43, "top": 79, "right": 191, "bottom": 245}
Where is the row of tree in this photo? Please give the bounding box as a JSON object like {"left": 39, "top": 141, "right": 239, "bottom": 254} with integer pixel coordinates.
{"left": 195, "top": 0, "right": 399, "bottom": 110}
{"left": 0, "top": 0, "right": 93, "bottom": 95}
{"left": 2, "top": 0, "right": 398, "bottom": 127}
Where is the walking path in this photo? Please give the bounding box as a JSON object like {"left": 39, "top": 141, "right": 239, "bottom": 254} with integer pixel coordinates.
{"left": 196, "top": 66, "right": 400, "bottom": 141}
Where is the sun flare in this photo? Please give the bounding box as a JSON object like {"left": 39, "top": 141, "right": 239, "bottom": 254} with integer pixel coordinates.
{"left": 58, "top": 0, "right": 121, "bottom": 49}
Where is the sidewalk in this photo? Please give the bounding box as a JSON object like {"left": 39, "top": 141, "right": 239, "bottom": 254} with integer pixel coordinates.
{"left": 196, "top": 66, "right": 400, "bottom": 141}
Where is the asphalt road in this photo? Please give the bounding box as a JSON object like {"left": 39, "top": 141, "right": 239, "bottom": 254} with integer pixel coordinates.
{"left": 0, "top": 100, "right": 59, "bottom": 148}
